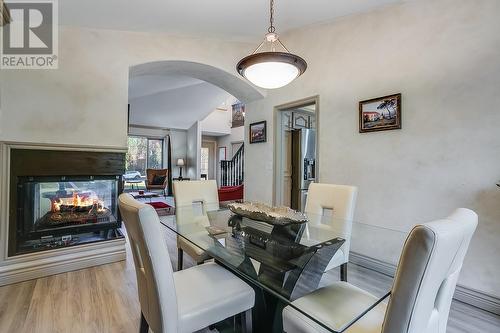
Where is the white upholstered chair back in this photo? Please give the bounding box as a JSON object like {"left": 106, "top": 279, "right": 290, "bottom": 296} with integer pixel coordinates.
{"left": 119, "top": 194, "right": 178, "bottom": 333}
{"left": 382, "top": 208, "right": 478, "bottom": 333}
{"left": 305, "top": 183, "right": 358, "bottom": 221}
{"left": 173, "top": 180, "right": 220, "bottom": 213}
{"left": 304, "top": 183, "right": 358, "bottom": 264}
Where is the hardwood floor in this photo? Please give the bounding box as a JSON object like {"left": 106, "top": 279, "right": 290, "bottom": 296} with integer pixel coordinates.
{"left": 0, "top": 247, "right": 140, "bottom": 333}
{"left": 0, "top": 224, "right": 498, "bottom": 333}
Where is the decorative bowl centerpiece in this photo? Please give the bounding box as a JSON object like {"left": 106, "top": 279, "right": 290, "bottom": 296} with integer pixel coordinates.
{"left": 228, "top": 202, "right": 308, "bottom": 226}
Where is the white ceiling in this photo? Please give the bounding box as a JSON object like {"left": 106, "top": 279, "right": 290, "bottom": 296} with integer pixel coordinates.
{"left": 129, "top": 77, "right": 231, "bottom": 130}
{"left": 60, "top": 0, "right": 403, "bottom": 41}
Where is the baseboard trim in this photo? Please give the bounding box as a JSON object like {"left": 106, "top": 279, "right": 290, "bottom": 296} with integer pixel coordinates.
{"left": 454, "top": 285, "right": 500, "bottom": 316}
{"left": 350, "top": 252, "right": 396, "bottom": 277}
{"left": 0, "top": 240, "right": 126, "bottom": 286}
{"left": 350, "top": 252, "right": 500, "bottom": 316}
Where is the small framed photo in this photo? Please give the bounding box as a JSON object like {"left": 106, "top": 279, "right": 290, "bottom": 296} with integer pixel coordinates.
{"left": 232, "top": 102, "right": 245, "bottom": 128}
{"left": 249, "top": 121, "right": 267, "bottom": 144}
{"left": 359, "top": 93, "right": 401, "bottom": 133}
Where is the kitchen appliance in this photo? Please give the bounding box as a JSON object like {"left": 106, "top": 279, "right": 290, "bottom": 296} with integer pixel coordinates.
{"left": 291, "top": 129, "right": 316, "bottom": 211}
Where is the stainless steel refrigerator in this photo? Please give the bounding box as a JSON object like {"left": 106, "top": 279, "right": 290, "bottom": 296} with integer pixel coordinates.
{"left": 291, "top": 129, "right": 316, "bottom": 212}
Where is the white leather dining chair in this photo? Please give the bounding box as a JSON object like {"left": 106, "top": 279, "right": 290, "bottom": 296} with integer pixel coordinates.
{"left": 282, "top": 208, "right": 478, "bottom": 333}
{"left": 119, "top": 193, "right": 254, "bottom": 333}
{"left": 304, "top": 183, "right": 358, "bottom": 281}
{"left": 173, "top": 180, "right": 219, "bottom": 270}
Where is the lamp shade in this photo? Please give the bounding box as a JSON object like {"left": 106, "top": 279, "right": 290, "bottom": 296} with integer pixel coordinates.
{"left": 237, "top": 52, "right": 306, "bottom": 89}
{"left": 176, "top": 158, "right": 185, "bottom": 166}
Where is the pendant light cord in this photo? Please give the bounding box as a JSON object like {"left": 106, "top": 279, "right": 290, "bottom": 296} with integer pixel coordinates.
{"left": 268, "top": 0, "right": 275, "bottom": 33}
{"left": 250, "top": 0, "right": 290, "bottom": 54}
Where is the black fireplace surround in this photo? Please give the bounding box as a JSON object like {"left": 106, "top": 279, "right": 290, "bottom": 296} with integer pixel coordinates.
{"left": 9, "top": 149, "right": 126, "bottom": 256}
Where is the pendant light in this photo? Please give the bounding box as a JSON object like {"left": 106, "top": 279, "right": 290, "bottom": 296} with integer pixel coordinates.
{"left": 237, "top": 0, "right": 307, "bottom": 89}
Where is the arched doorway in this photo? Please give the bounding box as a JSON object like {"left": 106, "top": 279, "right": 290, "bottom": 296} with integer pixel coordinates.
{"left": 127, "top": 60, "right": 264, "bottom": 193}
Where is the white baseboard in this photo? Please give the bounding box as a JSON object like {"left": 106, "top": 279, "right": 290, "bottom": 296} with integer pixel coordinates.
{"left": 0, "top": 239, "right": 126, "bottom": 286}
{"left": 350, "top": 252, "right": 500, "bottom": 316}
{"left": 454, "top": 285, "right": 500, "bottom": 316}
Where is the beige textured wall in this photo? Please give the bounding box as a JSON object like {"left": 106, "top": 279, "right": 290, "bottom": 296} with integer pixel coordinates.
{"left": 0, "top": 26, "right": 255, "bottom": 148}
{"left": 244, "top": 0, "right": 500, "bottom": 297}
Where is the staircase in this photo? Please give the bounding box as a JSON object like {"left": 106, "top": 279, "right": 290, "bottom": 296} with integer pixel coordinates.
{"left": 220, "top": 144, "right": 244, "bottom": 186}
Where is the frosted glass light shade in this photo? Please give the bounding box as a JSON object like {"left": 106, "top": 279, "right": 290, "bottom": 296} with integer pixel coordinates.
{"left": 176, "top": 158, "right": 185, "bottom": 166}
{"left": 244, "top": 62, "right": 299, "bottom": 89}
{"left": 237, "top": 52, "right": 307, "bottom": 90}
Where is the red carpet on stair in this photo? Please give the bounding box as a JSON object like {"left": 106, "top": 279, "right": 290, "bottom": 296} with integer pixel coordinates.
{"left": 218, "top": 185, "right": 244, "bottom": 202}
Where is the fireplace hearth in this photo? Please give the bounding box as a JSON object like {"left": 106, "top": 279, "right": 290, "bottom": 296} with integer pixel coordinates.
{"left": 9, "top": 149, "right": 126, "bottom": 256}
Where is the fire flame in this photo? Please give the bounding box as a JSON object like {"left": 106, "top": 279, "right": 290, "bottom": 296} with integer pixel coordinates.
{"left": 52, "top": 192, "right": 106, "bottom": 213}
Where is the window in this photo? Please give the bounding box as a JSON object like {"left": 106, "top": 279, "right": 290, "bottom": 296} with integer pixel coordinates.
{"left": 147, "top": 139, "right": 163, "bottom": 170}
{"left": 126, "top": 136, "right": 163, "bottom": 176}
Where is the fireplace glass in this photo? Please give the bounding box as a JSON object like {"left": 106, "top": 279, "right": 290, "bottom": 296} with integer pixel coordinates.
{"left": 15, "top": 176, "right": 123, "bottom": 254}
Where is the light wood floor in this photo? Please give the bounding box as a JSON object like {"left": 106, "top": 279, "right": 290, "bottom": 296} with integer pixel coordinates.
{"left": 0, "top": 225, "right": 499, "bottom": 333}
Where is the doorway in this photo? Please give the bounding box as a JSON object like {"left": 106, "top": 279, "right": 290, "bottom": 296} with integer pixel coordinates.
{"left": 273, "top": 96, "right": 319, "bottom": 209}
{"left": 201, "top": 140, "right": 216, "bottom": 180}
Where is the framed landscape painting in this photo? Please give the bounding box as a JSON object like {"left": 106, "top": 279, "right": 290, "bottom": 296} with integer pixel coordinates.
{"left": 359, "top": 93, "right": 401, "bottom": 133}
{"left": 249, "top": 121, "right": 267, "bottom": 144}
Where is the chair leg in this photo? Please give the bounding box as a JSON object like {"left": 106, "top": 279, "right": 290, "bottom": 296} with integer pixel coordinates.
{"left": 139, "top": 312, "right": 149, "bottom": 333}
{"left": 240, "top": 308, "right": 252, "bottom": 333}
{"left": 177, "top": 248, "right": 183, "bottom": 271}
{"left": 340, "top": 263, "right": 347, "bottom": 282}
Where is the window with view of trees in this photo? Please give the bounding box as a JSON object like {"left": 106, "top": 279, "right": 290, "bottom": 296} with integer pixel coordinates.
{"left": 126, "top": 136, "right": 163, "bottom": 176}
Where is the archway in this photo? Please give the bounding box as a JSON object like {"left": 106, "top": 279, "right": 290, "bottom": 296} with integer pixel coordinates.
{"left": 129, "top": 60, "right": 265, "bottom": 104}
{"left": 127, "top": 60, "right": 264, "bottom": 191}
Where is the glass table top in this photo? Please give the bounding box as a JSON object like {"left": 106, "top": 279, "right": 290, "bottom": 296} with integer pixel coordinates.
{"left": 160, "top": 203, "right": 408, "bottom": 332}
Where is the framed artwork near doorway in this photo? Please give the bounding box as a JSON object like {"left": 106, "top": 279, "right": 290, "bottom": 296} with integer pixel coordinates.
{"left": 359, "top": 93, "right": 401, "bottom": 133}
{"left": 249, "top": 121, "right": 267, "bottom": 144}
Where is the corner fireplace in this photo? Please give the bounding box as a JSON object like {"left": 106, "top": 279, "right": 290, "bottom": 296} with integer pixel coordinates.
{"left": 9, "top": 149, "right": 126, "bottom": 256}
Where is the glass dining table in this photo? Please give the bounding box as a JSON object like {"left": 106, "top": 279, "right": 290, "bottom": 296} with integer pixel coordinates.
{"left": 159, "top": 203, "right": 408, "bottom": 332}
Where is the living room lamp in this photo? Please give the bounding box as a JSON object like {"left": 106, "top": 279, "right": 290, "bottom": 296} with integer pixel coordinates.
{"left": 236, "top": 0, "right": 307, "bottom": 89}
{"left": 177, "top": 158, "right": 185, "bottom": 179}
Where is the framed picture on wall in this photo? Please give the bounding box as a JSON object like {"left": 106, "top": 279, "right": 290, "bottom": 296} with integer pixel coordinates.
{"left": 359, "top": 93, "right": 401, "bottom": 133}
{"left": 249, "top": 121, "right": 267, "bottom": 144}
{"left": 231, "top": 102, "right": 245, "bottom": 128}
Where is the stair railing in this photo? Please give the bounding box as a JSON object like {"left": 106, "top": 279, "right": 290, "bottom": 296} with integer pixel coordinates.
{"left": 220, "top": 145, "right": 244, "bottom": 186}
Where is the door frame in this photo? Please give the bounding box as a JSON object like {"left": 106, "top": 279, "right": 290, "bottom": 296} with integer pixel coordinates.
{"left": 201, "top": 139, "right": 217, "bottom": 180}
{"left": 272, "top": 95, "right": 320, "bottom": 206}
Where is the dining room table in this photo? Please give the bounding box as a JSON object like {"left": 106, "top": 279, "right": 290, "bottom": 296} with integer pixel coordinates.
{"left": 159, "top": 202, "right": 407, "bottom": 332}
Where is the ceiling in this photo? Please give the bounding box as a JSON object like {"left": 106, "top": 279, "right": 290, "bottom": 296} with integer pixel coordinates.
{"left": 60, "top": 0, "right": 403, "bottom": 41}
{"left": 129, "top": 75, "right": 231, "bottom": 130}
